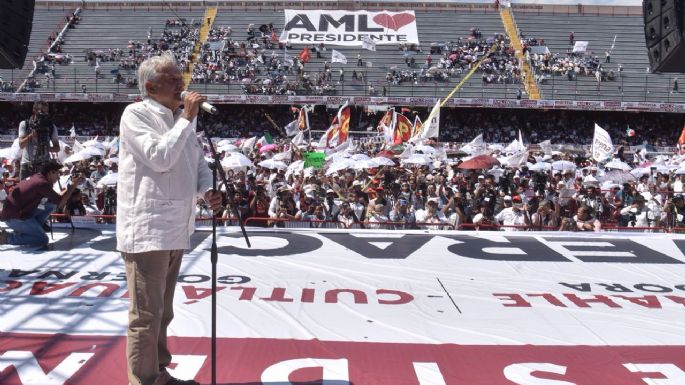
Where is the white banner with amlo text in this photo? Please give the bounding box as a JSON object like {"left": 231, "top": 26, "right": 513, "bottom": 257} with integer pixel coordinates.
{"left": 280, "top": 10, "right": 420, "bottom": 46}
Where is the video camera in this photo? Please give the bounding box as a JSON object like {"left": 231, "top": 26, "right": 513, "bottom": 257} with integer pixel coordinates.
{"left": 532, "top": 172, "right": 547, "bottom": 194}
{"left": 30, "top": 111, "right": 52, "bottom": 134}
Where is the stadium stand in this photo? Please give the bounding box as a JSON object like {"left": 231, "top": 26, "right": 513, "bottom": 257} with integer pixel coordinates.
{"left": 515, "top": 11, "right": 685, "bottom": 103}
{"left": 44, "top": 7, "right": 205, "bottom": 93}
{"left": 0, "top": 8, "right": 72, "bottom": 92}
{"left": 189, "top": 9, "right": 518, "bottom": 98}
{"left": 2, "top": 3, "right": 677, "bottom": 104}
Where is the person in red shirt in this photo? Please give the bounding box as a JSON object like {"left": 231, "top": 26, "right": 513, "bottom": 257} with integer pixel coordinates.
{"left": 0, "top": 160, "right": 82, "bottom": 247}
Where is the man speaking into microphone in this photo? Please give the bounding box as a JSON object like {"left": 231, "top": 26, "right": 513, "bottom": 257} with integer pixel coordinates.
{"left": 117, "top": 53, "right": 222, "bottom": 385}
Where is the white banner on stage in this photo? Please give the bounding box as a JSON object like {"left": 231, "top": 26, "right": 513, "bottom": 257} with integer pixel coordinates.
{"left": 280, "top": 10, "right": 420, "bottom": 46}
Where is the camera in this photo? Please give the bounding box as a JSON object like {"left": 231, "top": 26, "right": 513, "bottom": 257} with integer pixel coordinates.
{"left": 30, "top": 111, "right": 52, "bottom": 136}
{"left": 532, "top": 173, "right": 547, "bottom": 194}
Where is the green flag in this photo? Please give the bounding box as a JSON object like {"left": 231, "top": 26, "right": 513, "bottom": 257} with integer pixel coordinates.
{"left": 303, "top": 151, "right": 325, "bottom": 169}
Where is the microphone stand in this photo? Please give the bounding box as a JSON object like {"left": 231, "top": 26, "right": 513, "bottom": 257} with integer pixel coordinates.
{"left": 202, "top": 123, "right": 251, "bottom": 385}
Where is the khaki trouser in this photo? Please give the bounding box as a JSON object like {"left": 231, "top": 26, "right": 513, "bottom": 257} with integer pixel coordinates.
{"left": 123, "top": 250, "right": 183, "bottom": 385}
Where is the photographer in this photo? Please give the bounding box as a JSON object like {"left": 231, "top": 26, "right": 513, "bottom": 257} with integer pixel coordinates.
{"left": 249, "top": 184, "right": 270, "bottom": 225}
{"left": 620, "top": 194, "right": 650, "bottom": 228}
{"left": 18, "top": 102, "right": 60, "bottom": 180}
{"left": 531, "top": 200, "right": 560, "bottom": 229}
{"left": 268, "top": 185, "right": 297, "bottom": 226}
{"left": 389, "top": 198, "right": 416, "bottom": 229}
{"left": 0, "top": 160, "right": 82, "bottom": 247}
{"left": 441, "top": 189, "right": 467, "bottom": 228}
{"left": 475, "top": 175, "right": 499, "bottom": 212}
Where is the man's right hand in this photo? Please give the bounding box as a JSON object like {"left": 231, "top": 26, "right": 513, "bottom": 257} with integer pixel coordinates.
{"left": 181, "top": 91, "right": 205, "bottom": 121}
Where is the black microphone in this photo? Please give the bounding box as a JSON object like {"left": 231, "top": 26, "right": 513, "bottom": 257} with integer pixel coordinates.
{"left": 181, "top": 91, "right": 218, "bottom": 115}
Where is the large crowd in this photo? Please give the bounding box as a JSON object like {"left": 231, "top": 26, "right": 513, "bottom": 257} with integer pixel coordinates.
{"left": 1, "top": 102, "right": 684, "bottom": 232}
{"left": 188, "top": 23, "right": 523, "bottom": 96}
{"left": 1, "top": 103, "right": 682, "bottom": 148}
{"left": 81, "top": 19, "right": 201, "bottom": 89}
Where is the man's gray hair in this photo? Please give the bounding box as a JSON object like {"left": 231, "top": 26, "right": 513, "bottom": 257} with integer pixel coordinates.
{"left": 137, "top": 53, "right": 177, "bottom": 98}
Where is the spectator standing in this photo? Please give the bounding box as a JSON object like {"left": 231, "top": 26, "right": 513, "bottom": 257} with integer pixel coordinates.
{"left": 17, "top": 102, "right": 60, "bottom": 180}
{"left": 569, "top": 31, "right": 574, "bottom": 45}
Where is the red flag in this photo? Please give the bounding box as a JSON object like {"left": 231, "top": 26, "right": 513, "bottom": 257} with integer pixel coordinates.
{"left": 319, "top": 103, "right": 351, "bottom": 148}
{"left": 678, "top": 125, "right": 685, "bottom": 154}
{"left": 412, "top": 115, "right": 423, "bottom": 138}
{"left": 392, "top": 113, "right": 413, "bottom": 144}
{"left": 299, "top": 47, "right": 310, "bottom": 63}
{"left": 377, "top": 110, "right": 393, "bottom": 133}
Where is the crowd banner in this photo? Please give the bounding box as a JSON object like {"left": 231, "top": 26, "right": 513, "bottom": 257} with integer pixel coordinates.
{"left": 2, "top": 229, "right": 685, "bottom": 384}
{"left": 280, "top": 10, "right": 420, "bottom": 46}
{"left": 591, "top": 123, "right": 614, "bottom": 161}
{"left": 572, "top": 41, "right": 589, "bottom": 53}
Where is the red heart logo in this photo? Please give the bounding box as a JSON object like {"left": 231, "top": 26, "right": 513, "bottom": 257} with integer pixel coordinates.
{"left": 372, "top": 13, "right": 416, "bottom": 31}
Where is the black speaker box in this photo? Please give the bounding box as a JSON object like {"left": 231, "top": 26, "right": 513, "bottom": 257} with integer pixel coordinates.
{"left": 0, "top": 0, "right": 35, "bottom": 69}
{"left": 644, "top": 0, "right": 685, "bottom": 73}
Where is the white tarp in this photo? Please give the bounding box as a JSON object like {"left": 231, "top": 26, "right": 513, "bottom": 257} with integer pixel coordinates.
{"left": 2, "top": 228, "right": 685, "bottom": 384}
{"left": 280, "top": 10, "right": 420, "bottom": 46}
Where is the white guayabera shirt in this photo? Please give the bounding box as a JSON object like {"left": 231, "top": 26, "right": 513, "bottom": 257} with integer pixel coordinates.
{"left": 116, "top": 98, "right": 213, "bottom": 253}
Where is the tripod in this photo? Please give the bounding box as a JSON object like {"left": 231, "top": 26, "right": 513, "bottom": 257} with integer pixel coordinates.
{"left": 203, "top": 125, "right": 251, "bottom": 385}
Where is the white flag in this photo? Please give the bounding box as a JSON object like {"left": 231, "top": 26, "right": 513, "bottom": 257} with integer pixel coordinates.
{"left": 409, "top": 100, "right": 440, "bottom": 143}
{"left": 362, "top": 36, "right": 377, "bottom": 51}
{"left": 505, "top": 139, "right": 522, "bottom": 154}
{"left": 460, "top": 134, "right": 485, "bottom": 155}
{"left": 331, "top": 50, "right": 347, "bottom": 64}
{"left": 538, "top": 139, "right": 552, "bottom": 155}
{"left": 591, "top": 123, "right": 614, "bottom": 162}
{"left": 502, "top": 148, "right": 528, "bottom": 167}
{"left": 240, "top": 136, "right": 257, "bottom": 154}
{"left": 72, "top": 139, "right": 83, "bottom": 154}
{"left": 292, "top": 131, "right": 306, "bottom": 146}
{"left": 284, "top": 119, "right": 299, "bottom": 137}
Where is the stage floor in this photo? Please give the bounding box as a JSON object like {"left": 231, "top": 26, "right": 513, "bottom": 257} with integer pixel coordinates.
{"left": 2, "top": 227, "right": 685, "bottom": 385}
